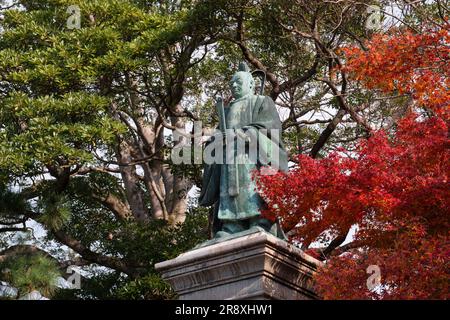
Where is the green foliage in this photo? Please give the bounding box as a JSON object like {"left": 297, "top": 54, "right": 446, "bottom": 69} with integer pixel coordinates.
{"left": 1, "top": 0, "right": 438, "bottom": 301}
{"left": 53, "top": 202, "right": 209, "bottom": 269}
{"left": 0, "top": 0, "right": 200, "bottom": 176}
{"left": 0, "top": 253, "right": 61, "bottom": 298}
{"left": 114, "top": 274, "right": 176, "bottom": 300}
{"left": 0, "top": 185, "right": 30, "bottom": 217}
{"left": 52, "top": 209, "right": 208, "bottom": 300}
{"left": 37, "top": 193, "right": 72, "bottom": 231}
{"left": 53, "top": 269, "right": 123, "bottom": 300}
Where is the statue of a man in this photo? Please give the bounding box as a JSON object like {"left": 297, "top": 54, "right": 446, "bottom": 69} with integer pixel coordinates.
{"left": 199, "top": 62, "right": 288, "bottom": 239}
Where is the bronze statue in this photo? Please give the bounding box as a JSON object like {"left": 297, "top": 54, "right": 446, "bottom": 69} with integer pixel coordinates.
{"left": 199, "top": 62, "right": 288, "bottom": 239}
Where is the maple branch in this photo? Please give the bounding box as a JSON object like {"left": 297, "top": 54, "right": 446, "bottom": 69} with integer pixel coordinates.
{"left": 310, "top": 108, "right": 347, "bottom": 158}
{"left": 321, "top": 228, "right": 350, "bottom": 258}
{"left": 278, "top": 56, "right": 320, "bottom": 94}
{"left": 344, "top": 29, "right": 368, "bottom": 51}
{"left": 329, "top": 240, "right": 364, "bottom": 257}
{"left": 312, "top": 236, "right": 362, "bottom": 261}
{"left": 317, "top": 77, "right": 372, "bottom": 133}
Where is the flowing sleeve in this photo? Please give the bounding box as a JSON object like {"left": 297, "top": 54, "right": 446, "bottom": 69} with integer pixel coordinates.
{"left": 243, "top": 96, "right": 288, "bottom": 172}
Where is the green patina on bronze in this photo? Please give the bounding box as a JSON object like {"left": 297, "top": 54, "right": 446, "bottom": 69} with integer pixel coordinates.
{"left": 199, "top": 62, "right": 288, "bottom": 240}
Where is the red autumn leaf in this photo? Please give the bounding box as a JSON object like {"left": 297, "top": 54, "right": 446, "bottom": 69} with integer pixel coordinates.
{"left": 255, "top": 25, "right": 449, "bottom": 300}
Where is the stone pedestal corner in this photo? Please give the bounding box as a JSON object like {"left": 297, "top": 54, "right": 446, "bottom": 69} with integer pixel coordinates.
{"left": 155, "top": 230, "right": 323, "bottom": 300}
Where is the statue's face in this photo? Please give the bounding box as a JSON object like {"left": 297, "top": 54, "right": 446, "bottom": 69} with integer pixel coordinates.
{"left": 229, "top": 72, "right": 253, "bottom": 99}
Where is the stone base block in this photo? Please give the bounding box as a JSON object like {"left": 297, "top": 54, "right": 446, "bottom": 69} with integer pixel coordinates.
{"left": 155, "top": 230, "right": 322, "bottom": 300}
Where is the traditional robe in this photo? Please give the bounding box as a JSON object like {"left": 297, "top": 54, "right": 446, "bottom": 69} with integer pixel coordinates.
{"left": 199, "top": 94, "right": 288, "bottom": 234}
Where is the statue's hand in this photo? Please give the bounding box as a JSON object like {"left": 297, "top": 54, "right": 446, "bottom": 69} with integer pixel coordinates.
{"left": 215, "top": 96, "right": 232, "bottom": 106}
{"left": 224, "top": 96, "right": 232, "bottom": 106}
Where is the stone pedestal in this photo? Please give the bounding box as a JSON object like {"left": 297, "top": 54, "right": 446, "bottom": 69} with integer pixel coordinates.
{"left": 155, "top": 230, "right": 323, "bottom": 300}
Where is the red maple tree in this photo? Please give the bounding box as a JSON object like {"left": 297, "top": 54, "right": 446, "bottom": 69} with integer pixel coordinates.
{"left": 255, "top": 26, "right": 449, "bottom": 299}
{"left": 341, "top": 26, "right": 449, "bottom": 118}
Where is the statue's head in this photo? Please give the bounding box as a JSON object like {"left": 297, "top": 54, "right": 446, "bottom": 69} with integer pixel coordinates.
{"left": 229, "top": 62, "right": 255, "bottom": 99}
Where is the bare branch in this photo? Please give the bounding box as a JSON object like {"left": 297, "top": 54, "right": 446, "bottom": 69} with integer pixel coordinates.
{"left": 0, "top": 227, "right": 29, "bottom": 233}
{"left": 91, "top": 192, "right": 132, "bottom": 221}
{"left": 317, "top": 77, "right": 372, "bottom": 132}
{"left": 0, "top": 245, "right": 90, "bottom": 270}
{"left": 329, "top": 240, "right": 364, "bottom": 257}
{"left": 51, "top": 229, "right": 144, "bottom": 277}
{"left": 310, "top": 108, "right": 347, "bottom": 158}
